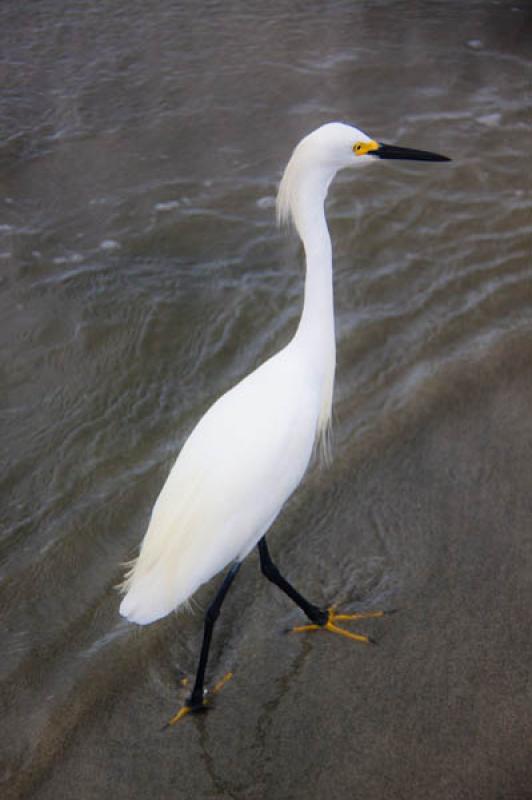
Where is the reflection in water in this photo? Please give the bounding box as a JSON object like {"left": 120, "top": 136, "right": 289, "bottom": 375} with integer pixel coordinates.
{"left": 1, "top": 1, "right": 531, "bottom": 798}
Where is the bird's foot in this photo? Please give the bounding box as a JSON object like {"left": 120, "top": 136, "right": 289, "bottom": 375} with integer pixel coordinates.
{"left": 166, "top": 672, "right": 233, "bottom": 726}
{"left": 292, "top": 606, "right": 384, "bottom": 644}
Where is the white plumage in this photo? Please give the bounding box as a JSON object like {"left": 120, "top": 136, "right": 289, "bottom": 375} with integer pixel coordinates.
{"left": 120, "top": 345, "right": 323, "bottom": 624}
{"left": 119, "top": 122, "right": 448, "bottom": 629}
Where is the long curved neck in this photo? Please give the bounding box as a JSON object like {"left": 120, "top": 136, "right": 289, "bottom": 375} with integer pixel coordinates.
{"left": 292, "top": 173, "right": 336, "bottom": 360}
{"left": 296, "top": 212, "right": 334, "bottom": 347}
{"left": 275, "top": 137, "right": 347, "bottom": 447}
{"left": 289, "top": 172, "right": 337, "bottom": 445}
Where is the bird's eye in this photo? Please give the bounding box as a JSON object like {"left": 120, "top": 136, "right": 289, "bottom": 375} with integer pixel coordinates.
{"left": 353, "top": 142, "right": 364, "bottom": 155}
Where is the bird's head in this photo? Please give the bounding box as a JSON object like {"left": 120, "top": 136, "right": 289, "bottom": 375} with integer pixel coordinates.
{"left": 277, "top": 122, "right": 450, "bottom": 230}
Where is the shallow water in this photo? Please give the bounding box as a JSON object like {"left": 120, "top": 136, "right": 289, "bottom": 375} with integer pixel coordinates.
{"left": 1, "top": 1, "right": 532, "bottom": 798}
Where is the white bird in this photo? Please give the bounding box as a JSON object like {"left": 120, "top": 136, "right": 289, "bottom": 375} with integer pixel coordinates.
{"left": 119, "top": 122, "right": 449, "bottom": 721}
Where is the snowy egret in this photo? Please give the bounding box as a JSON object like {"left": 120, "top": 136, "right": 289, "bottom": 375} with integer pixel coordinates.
{"left": 119, "top": 123, "right": 449, "bottom": 721}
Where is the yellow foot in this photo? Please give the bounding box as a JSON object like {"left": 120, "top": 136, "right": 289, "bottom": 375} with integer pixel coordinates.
{"left": 292, "top": 607, "right": 385, "bottom": 644}
{"left": 166, "top": 672, "right": 233, "bottom": 726}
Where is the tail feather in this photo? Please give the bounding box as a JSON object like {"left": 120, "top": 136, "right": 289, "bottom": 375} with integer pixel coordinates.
{"left": 119, "top": 567, "right": 184, "bottom": 625}
{"left": 118, "top": 541, "right": 194, "bottom": 625}
{"left": 118, "top": 516, "right": 229, "bottom": 625}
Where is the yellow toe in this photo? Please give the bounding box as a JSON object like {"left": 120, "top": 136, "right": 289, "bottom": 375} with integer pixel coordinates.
{"left": 333, "top": 610, "right": 384, "bottom": 622}
{"left": 325, "top": 620, "right": 370, "bottom": 644}
{"left": 291, "top": 606, "right": 384, "bottom": 644}
{"left": 291, "top": 622, "right": 321, "bottom": 633}
{"left": 168, "top": 705, "right": 193, "bottom": 726}
{"left": 212, "top": 671, "right": 233, "bottom": 695}
{"left": 167, "top": 672, "right": 234, "bottom": 726}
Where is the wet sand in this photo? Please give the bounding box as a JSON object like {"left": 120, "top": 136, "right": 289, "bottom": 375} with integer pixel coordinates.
{"left": 5, "top": 334, "right": 532, "bottom": 800}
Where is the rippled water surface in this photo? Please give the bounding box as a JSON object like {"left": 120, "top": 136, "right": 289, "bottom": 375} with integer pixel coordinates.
{"left": 1, "top": 2, "right": 532, "bottom": 798}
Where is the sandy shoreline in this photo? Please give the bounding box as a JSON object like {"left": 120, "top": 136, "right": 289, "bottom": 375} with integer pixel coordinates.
{"left": 5, "top": 334, "right": 532, "bottom": 800}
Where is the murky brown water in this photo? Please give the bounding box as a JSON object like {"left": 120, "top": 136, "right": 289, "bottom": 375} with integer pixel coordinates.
{"left": 2, "top": 1, "right": 532, "bottom": 798}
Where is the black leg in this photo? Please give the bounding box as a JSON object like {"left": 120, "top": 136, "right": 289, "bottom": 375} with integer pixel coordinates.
{"left": 187, "top": 561, "right": 241, "bottom": 710}
{"left": 258, "top": 536, "right": 327, "bottom": 626}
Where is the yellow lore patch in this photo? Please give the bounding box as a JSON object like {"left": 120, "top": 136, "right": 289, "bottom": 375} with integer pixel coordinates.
{"left": 353, "top": 139, "right": 379, "bottom": 156}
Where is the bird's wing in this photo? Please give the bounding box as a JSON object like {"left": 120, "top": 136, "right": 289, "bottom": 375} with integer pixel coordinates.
{"left": 120, "top": 347, "right": 320, "bottom": 624}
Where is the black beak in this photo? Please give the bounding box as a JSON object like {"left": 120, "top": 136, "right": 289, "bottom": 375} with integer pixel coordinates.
{"left": 372, "top": 143, "right": 451, "bottom": 162}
